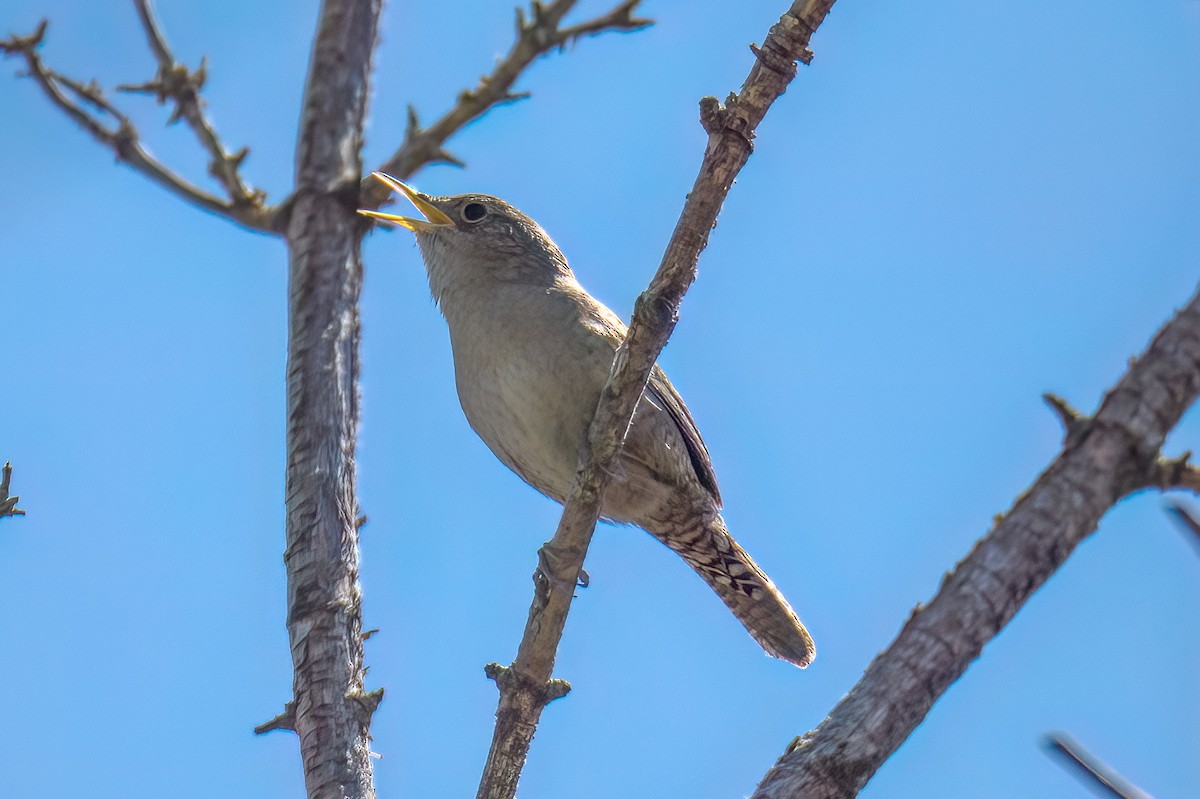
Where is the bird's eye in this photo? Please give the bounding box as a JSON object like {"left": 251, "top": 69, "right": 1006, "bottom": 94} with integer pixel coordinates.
{"left": 462, "top": 203, "right": 487, "bottom": 222}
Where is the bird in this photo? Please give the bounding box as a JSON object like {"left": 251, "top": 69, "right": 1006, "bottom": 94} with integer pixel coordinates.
{"left": 359, "top": 172, "right": 815, "bottom": 667}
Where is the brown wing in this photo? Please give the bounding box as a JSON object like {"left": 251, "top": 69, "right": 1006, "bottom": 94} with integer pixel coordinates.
{"left": 645, "top": 366, "right": 722, "bottom": 506}
{"left": 574, "top": 285, "right": 722, "bottom": 506}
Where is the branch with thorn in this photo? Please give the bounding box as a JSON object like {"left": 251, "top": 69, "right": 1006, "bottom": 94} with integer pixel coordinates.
{"left": 1, "top": 11, "right": 277, "bottom": 233}
{"left": 472, "top": 3, "right": 834, "bottom": 799}
{"left": 0, "top": 462, "right": 25, "bottom": 519}
{"left": 119, "top": 0, "right": 265, "bottom": 211}
{"left": 362, "top": 0, "right": 652, "bottom": 208}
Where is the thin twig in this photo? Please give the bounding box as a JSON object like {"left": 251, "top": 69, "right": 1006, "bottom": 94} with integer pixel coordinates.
{"left": 1165, "top": 501, "right": 1200, "bottom": 556}
{"left": 121, "top": 0, "right": 265, "bottom": 210}
{"left": 749, "top": 291, "right": 1200, "bottom": 798}
{"left": 1, "top": 20, "right": 278, "bottom": 233}
{"left": 0, "top": 462, "right": 25, "bottom": 519}
{"left": 1045, "top": 733, "right": 1153, "bottom": 799}
{"left": 362, "top": 0, "right": 651, "bottom": 207}
{"left": 472, "top": 3, "right": 836, "bottom": 799}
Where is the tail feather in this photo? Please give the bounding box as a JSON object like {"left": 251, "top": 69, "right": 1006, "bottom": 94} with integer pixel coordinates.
{"left": 652, "top": 515, "right": 815, "bottom": 668}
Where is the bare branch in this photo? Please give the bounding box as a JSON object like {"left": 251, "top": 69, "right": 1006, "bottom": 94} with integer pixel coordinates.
{"left": 473, "top": 3, "right": 837, "bottom": 799}
{"left": 1045, "top": 733, "right": 1153, "bottom": 799}
{"left": 120, "top": 0, "right": 266, "bottom": 211}
{"left": 749, "top": 290, "right": 1200, "bottom": 798}
{"left": 362, "top": 0, "right": 652, "bottom": 206}
{"left": 1, "top": 20, "right": 278, "bottom": 233}
{"left": 276, "top": 0, "right": 382, "bottom": 796}
{"left": 0, "top": 462, "right": 25, "bottom": 519}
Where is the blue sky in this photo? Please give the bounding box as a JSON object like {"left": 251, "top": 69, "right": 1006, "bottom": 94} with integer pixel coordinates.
{"left": 2, "top": 1, "right": 1198, "bottom": 797}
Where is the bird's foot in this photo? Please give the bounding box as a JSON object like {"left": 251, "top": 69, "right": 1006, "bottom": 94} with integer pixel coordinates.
{"left": 536, "top": 543, "right": 589, "bottom": 594}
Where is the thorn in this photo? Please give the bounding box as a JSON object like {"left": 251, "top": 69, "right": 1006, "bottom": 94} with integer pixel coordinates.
{"left": 361, "top": 627, "right": 379, "bottom": 641}
{"left": 434, "top": 147, "right": 466, "bottom": 168}
{"left": 1042, "top": 392, "right": 1090, "bottom": 445}
{"left": 254, "top": 701, "right": 297, "bottom": 735}
{"left": 193, "top": 56, "right": 208, "bottom": 90}
{"left": 229, "top": 146, "right": 250, "bottom": 168}
{"left": 404, "top": 103, "right": 420, "bottom": 140}
{"left": 354, "top": 513, "right": 368, "bottom": 529}
{"left": 499, "top": 90, "right": 531, "bottom": 104}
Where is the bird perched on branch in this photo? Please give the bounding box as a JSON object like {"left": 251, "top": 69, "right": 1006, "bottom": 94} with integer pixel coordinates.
{"left": 360, "top": 172, "right": 814, "bottom": 667}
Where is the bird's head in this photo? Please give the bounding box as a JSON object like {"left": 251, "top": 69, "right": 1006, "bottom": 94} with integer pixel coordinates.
{"left": 359, "top": 172, "right": 571, "bottom": 299}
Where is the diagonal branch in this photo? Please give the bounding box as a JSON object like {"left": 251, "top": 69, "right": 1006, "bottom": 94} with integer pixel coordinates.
{"left": 473, "top": 3, "right": 837, "bottom": 799}
{"left": 1165, "top": 501, "right": 1200, "bottom": 556}
{"left": 1, "top": 20, "right": 278, "bottom": 233}
{"left": 0, "top": 462, "right": 25, "bottom": 520}
{"left": 1045, "top": 733, "right": 1153, "bottom": 799}
{"left": 119, "top": 0, "right": 266, "bottom": 212}
{"left": 750, "top": 290, "right": 1200, "bottom": 798}
{"left": 361, "top": 0, "right": 651, "bottom": 206}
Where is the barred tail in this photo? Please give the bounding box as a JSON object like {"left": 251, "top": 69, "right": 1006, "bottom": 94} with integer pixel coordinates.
{"left": 653, "top": 515, "right": 815, "bottom": 668}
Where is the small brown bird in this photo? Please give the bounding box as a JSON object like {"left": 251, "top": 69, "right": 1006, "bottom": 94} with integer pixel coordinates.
{"left": 361, "top": 172, "right": 814, "bottom": 667}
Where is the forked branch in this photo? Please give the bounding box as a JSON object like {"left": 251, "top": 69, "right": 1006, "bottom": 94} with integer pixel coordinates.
{"left": 362, "top": 0, "right": 652, "bottom": 207}
{"left": 119, "top": 0, "right": 266, "bottom": 212}
{"left": 1, "top": 15, "right": 277, "bottom": 233}
{"left": 473, "top": 3, "right": 838, "bottom": 799}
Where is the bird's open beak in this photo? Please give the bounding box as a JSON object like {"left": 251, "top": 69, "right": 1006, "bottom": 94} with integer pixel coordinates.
{"left": 358, "top": 172, "right": 454, "bottom": 231}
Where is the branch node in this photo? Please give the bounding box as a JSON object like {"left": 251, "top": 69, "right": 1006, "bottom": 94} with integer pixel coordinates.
{"left": 484, "top": 662, "right": 571, "bottom": 705}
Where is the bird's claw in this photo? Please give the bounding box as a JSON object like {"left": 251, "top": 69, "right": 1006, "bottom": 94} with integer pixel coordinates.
{"left": 536, "top": 544, "right": 589, "bottom": 593}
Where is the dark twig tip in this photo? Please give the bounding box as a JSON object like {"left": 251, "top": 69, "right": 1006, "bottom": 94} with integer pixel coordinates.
{"left": 1045, "top": 732, "right": 1152, "bottom": 799}
{"left": 1165, "top": 501, "right": 1200, "bottom": 555}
